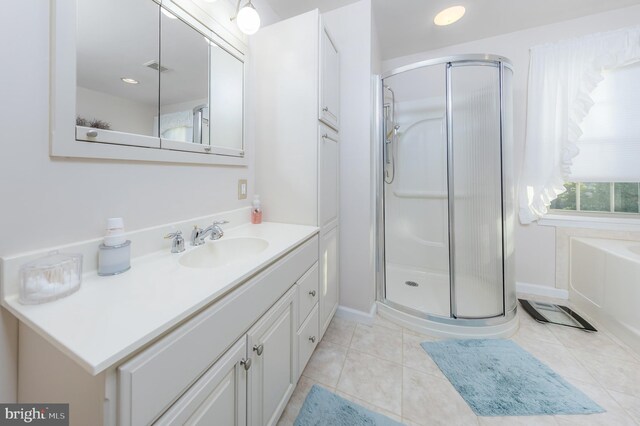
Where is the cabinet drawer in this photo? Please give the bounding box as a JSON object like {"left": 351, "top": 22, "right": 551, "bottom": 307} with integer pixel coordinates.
{"left": 297, "top": 304, "right": 319, "bottom": 376}
{"left": 118, "top": 236, "right": 318, "bottom": 426}
{"left": 297, "top": 263, "right": 319, "bottom": 328}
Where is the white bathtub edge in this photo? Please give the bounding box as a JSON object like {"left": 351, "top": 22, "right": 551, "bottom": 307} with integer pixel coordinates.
{"left": 516, "top": 282, "right": 569, "bottom": 300}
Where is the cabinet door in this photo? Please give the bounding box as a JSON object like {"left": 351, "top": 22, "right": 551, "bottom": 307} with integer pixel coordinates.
{"left": 319, "top": 226, "right": 339, "bottom": 336}
{"left": 319, "top": 25, "right": 339, "bottom": 130}
{"left": 247, "top": 287, "right": 297, "bottom": 426}
{"left": 155, "top": 338, "right": 248, "bottom": 426}
{"left": 318, "top": 124, "right": 339, "bottom": 230}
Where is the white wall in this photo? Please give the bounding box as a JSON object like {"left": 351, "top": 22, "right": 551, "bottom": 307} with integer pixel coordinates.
{"left": 0, "top": 2, "right": 256, "bottom": 402}
{"left": 76, "top": 86, "right": 158, "bottom": 136}
{"left": 382, "top": 5, "right": 640, "bottom": 291}
{"left": 324, "top": 0, "right": 377, "bottom": 315}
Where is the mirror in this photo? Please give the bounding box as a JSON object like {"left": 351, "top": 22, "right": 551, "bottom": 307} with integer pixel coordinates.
{"left": 76, "top": 0, "right": 160, "bottom": 137}
{"left": 75, "top": 0, "right": 244, "bottom": 155}
{"left": 159, "top": 7, "right": 210, "bottom": 146}
{"left": 210, "top": 45, "right": 244, "bottom": 152}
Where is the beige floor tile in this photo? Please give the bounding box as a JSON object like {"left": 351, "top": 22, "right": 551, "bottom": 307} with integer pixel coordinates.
{"left": 402, "top": 366, "right": 478, "bottom": 426}
{"left": 373, "top": 314, "right": 404, "bottom": 331}
{"left": 277, "top": 376, "right": 333, "bottom": 426}
{"left": 608, "top": 389, "right": 640, "bottom": 424}
{"left": 336, "top": 348, "right": 403, "bottom": 416}
{"left": 478, "top": 415, "right": 557, "bottom": 425}
{"left": 548, "top": 325, "right": 640, "bottom": 364}
{"left": 570, "top": 349, "right": 640, "bottom": 397}
{"left": 515, "top": 321, "right": 562, "bottom": 346}
{"left": 402, "top": 330, "right": 445, "bottom": 379}
{"left": 511, "top": 337, "right": 597, "bottom": 384}
{"left": 322, "top": 316, "right": 356, "bottom": 347}
{"left": 335, "top": 390, "right": 403, "bottom": 422}
{"left": 301, "top": 340, "right": 348, "bottom": 387}
{"left": 554, "top": 377, "right": 636, "bottom": 426}
{"left": 350, "top": 323, "right": 403, "bottom": 364}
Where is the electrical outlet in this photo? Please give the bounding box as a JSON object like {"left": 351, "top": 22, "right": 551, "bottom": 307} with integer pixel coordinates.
{"left": 238, "top": 179, "right": 247, "bottom": 200}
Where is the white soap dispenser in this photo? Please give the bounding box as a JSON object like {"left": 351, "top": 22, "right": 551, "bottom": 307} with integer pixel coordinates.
{"left": 98, "top": 217, "right": 131, "bottom": 276}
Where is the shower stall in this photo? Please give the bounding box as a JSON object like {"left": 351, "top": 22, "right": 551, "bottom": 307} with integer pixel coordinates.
{"left": 376, "top": 55, "right": 518, "bottom": 337}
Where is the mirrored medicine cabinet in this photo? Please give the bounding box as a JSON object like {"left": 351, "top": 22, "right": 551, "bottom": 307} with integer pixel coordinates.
{"left": 51, "top": 0, "right": 247, "bottom": 165}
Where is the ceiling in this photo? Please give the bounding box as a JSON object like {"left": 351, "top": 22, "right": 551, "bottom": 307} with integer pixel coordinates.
{"left": 263, "top": 0, "right": 640, "bottom": 59}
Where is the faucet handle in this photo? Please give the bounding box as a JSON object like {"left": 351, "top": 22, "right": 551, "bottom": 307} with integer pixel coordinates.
{"left": 213, "top": 220, "right": 229, "bottom": 226}
{"left": 164, "top": 230, "right": 183, "bottom": 239}
{"left": 164, "top": 231, "right": 185, "bottom": 253}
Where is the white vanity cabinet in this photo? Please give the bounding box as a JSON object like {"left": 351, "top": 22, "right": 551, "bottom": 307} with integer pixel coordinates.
{"left": 319, "top": 26, "right": 340, "bottom": 130}
{"left": 254, "top": 9, "right": 340, "bottom": 344}
{"left": 16, "top": 234, "right": 319, "bottom": 426}
{"left": 319, "top": 227, "right": 339, "bottom": 334}
{"left": 247, "top": 286, "right": 297, "bottom": 426}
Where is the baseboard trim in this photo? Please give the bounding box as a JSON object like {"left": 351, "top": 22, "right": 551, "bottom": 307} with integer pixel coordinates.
{"left": 335, "top": 303, "right": 377, "bottom": 325}
{"left": 517, "top": 282, "right": 569, "bottom": 300}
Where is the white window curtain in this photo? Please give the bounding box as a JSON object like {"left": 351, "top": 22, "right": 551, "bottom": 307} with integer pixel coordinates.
{"left": 519, "top": 25, "right": 640, "bottom": 224}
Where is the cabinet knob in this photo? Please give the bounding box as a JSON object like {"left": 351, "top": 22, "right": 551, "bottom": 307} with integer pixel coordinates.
{"left": 322, "top": 106, "right": 329, "bottom": 112}
{"left": 309, "top": 336, "right": 316, "bottom": 343}
{"left": 308, "top": 290, "right": 316, "bottom": 297}
{"left": 240, "top": 358, "right": 252, "bottom": 371}
{"left": 86, "top": 130, "right": 98, "bottom": 137}
{"left": 253, "top": 344, "right": 264, "bottom": 356}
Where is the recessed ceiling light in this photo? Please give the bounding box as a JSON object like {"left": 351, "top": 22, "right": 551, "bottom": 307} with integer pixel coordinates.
{"left": 434, "top": 6, "right": 466, "bottom": 26}
{"left": 121, "top": 77, "right": 139, "bottom": 85}
{"left": 161, "top": 8, "right": 177, "bottom": 19}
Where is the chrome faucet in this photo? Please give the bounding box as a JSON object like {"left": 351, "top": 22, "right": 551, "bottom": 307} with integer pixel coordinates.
{"left": 191, "top": 220, "right": 228, "bottom": 246}
{"left": 164, "top": 231, "right": 185, "bottom": 253}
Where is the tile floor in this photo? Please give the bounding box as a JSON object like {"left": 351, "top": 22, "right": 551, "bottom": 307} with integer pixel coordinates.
{"left": 278, "top": 297, "right": 640, "bottom": 425}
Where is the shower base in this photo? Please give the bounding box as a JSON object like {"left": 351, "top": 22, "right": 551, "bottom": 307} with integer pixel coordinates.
{"left": 382, "top": 263, "right": 518, "bottom": 339}
{"left": 385, "top": 263, "right": 449, "bottom": 317}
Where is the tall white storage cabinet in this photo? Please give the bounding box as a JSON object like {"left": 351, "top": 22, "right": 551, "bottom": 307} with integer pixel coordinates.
{"left": 253, "top": 9, "right": 340, "bottom": 340}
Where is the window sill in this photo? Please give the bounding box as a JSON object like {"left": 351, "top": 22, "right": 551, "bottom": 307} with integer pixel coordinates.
{"left": 538, "top": 213, "right": 640, "bottom": 230}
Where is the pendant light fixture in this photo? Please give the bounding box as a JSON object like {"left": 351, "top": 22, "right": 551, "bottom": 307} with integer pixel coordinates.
{"left": 231, "top": 0, "right": 261, "bottom": 35}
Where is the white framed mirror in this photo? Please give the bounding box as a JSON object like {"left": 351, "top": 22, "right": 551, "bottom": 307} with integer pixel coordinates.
{"left": 51, "top": 0, "right": 247, "bottom": 166}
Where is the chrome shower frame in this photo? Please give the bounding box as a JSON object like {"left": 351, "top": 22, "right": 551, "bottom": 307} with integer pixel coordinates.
{"left": 374, "top": 54, "right": 517, "bottom": 330}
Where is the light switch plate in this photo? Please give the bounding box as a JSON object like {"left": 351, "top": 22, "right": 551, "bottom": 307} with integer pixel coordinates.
{"left": 238, "top": 179, "right": 247, "bottom": 200}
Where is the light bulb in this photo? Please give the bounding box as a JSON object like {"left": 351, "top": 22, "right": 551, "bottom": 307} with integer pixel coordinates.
{"left": 236, "top": 5, "right": 260, "bottom": 35}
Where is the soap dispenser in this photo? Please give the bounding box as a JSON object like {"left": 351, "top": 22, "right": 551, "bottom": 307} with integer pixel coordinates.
{"left": 98, "top": 217, "right": 132, "bottom": 276}
{"left": 251, "top": 195, "right": 263, "bottom": 224}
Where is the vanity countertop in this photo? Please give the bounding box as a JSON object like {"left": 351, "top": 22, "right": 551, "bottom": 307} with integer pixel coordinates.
{"left": 2, "top": 222, "right": 318, "bottom": 375}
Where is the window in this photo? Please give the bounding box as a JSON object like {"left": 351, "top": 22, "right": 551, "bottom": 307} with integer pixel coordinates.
{"left": 551, "top": 182, "right": 640, "bottom": 214}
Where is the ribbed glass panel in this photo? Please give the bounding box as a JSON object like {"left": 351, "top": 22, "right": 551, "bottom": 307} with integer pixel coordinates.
{"left": 503, "top": 67, "right": 517, "bottom": 314}
{"left": 450, "top": 64, "right": 504, "bottom": 318}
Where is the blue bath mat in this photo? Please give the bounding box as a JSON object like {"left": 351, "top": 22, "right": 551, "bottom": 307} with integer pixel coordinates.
{"left": 421, "top": 339, "right": 604, "bottom": 416}
{"left": 294, "top": 385, "right": 403, "bottom": 426}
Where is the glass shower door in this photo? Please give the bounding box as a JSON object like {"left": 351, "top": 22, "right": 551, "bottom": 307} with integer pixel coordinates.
{"left": 383, "top": 64, "right": 450, "bottom": 317}
{"left": 448, "top": 63, "right": 504, "bottom": 318}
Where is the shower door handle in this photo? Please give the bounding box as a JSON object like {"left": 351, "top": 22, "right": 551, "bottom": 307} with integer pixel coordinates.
{"left": 385, "top": 141, "right": 392, "bottom": 164}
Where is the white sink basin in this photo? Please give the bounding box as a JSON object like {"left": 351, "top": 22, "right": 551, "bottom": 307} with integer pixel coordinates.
{"left": 179, "top": 237, "right": 269, "bottom": 269}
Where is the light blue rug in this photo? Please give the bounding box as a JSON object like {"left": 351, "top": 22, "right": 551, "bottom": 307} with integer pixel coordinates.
{"left": 295, "top": 385, "right": 404, "bottom": 426}
{"left": 421, "top": 339, "right": 605, "bottom": 416}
